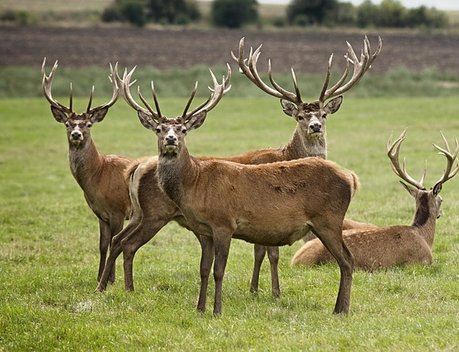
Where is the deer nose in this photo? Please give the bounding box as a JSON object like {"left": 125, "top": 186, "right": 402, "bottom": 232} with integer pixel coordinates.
{"left": 165, "top": 135, "right": 177, "bottom": 144}
{"left": 71, "top": 130, "right": 82, "bottom": 140}
{"left": 309, "top": 123, "right": 321, "bottom": 133}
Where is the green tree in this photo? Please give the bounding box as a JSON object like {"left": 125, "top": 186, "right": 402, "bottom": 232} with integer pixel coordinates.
{"left": 102, "top": 0, "right": 147, "bottom": 27}
{"left": 211, "top": 0, "right": 258, "bottom": 28}
{"left": 148, "top": 0, "right": 200, "bottom": 24}
{"left": 287, "top": 0, "right": 338, "bottom": 25}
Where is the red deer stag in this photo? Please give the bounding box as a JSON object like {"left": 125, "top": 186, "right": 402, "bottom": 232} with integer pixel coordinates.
{"left": 120, "top": 67, "right": 360, "bottom": 316}
{"left": 42, "top": 59, "right": 139, "bottom": 284}
{"left": 96, "top": 36, "right": 380, "bottom": 298}
{"left": 291, "top": 130, "right": 459, "bottom": 270}
{"left": 232, "top": 36, "right": 382, "bottom": 294}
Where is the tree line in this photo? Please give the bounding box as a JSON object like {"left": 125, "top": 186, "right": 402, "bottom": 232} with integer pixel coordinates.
{"left": 101, "top": 0, "right": 448, "bottom": 29}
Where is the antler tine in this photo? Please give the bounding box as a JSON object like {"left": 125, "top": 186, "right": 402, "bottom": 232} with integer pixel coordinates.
{"left": 185, "top": 67, "right": 230, "bottom": 121}
{"left": 320, "top": 36, "right": 382, "bottom": 103}
{"left": 41, "top": 58, "right": 73, "bottom": 113}
{"left": 137, "top": 81, "right": 163, "bottom": 122}
{"left": 231, "top": 37, "right": 256, "bottom": 81}
{"left": 248, "top": 45, "right": 295, "bottom": 101}
{"left": 86, "top": 62, "right": 120, "bottom": 114}
{"left": 122, "top": 66, "right": 157, "bottom": 120}
{"left": 387, "top": 130, "right": 426, "bottom": 190}
{"left": 86, "top": 85, "right": 94, "bottom": 112}
{"left": 432, "top": 133, "right": 459, "bottom": 187}
{"left": 181, "top": 81, "right": 198, "bottom": 119}
{"left": 319, "top": 54, "right": 333, "bottom": 102}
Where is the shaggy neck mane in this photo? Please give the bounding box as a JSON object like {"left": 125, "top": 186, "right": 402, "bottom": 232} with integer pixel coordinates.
{"left": 69, "top": 138, "right": 104, "bottom": 189}
{"left": 284, "top": 125, "right": 327, "bottom": 160}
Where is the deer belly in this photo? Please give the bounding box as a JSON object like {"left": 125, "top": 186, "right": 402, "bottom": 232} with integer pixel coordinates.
{"left": 233, "top": 219, "right": 310, "bottom": 246}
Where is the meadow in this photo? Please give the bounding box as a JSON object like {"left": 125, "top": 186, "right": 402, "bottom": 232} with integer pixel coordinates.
{"left": 1, "top": 91, "right": 459, "bottom": 350}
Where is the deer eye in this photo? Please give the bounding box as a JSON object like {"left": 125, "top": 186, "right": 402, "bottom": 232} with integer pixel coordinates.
{"left": 65, "top": 122, "right": 70, "bottom": 127}
{"left": 323, "top": 113, "right": 328, "bottom": 119}
{"left": 297, "top": 116, "right": 304, "bottom": 121}
{"left": 181, "top": 128, "right": 187, "bottom": 134}
{"left": 86, "top": 122, "right": 92, "bottom": 128}
{"left": 155, "top": 127, "right": 161, "bottom": 134}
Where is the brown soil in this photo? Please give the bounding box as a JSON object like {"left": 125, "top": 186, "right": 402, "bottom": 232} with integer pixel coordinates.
{"left": 1, "top": 26, "right": 458, "bottom": 74}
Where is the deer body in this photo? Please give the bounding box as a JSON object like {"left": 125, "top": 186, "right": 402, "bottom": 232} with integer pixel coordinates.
{"left": 292, "top": 131, "right": 458, "bottom": 271}
{"left": 42, "top": 59, "right": 137, "bottom": 283}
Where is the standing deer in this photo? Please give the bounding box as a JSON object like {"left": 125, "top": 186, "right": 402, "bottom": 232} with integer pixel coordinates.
{"left": 96, "top": 36, "right": 381, "bottom": 297}
{"left": 120, "top": 67, "right": 360, "bottom": 316}
{"left": 42, "top": 59, "right": 138, "bottom": 284}
{"left": 291, "top": 131, "right": 459, "bottom": 270}
{"left": 231, "top": 36, "right": 382, "bottom": 294}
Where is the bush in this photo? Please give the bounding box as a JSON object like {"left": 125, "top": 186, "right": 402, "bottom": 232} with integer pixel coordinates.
{"left": 211, "top": 0, "right": 258, "bottom": 28}
{"left": 148, "top": 0, "right": 200, "bottom": 24}
{"left": 287, "top": 0, "right": 338, "bottom": 25}
{"left": 101, "top": 0, "right": 147, "bottom": 27}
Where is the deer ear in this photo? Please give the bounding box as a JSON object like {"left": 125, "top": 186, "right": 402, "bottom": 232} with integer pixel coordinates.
{"left": 432, "top": 183, "right": 442, "bottom": 196}
{"left": 50, "top": 106, "right": 68, "bottom": 123}
{"left": 324, "top": 96, "right": 343, "bottom": 115}
{"left": 185, "top": 111, "right": 207, "bottom": 130}
{"left": 281, "top": 99, "right": 298, "bottom": 117}
{"left": 90, "top": 107, "right": 109, "bottom": 124}
{"left": 137, "top": 111, "right": 157, "bottom": 130}
{"left": 400, "top": 181, "right": 418, "bottom": 198}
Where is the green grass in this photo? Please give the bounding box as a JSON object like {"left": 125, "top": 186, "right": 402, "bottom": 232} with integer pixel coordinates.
{"left": 3, "top": 65, "right": 459, "bottom": 99}
{"left": 1, "top": 96, "right": 459, "bottom": 351}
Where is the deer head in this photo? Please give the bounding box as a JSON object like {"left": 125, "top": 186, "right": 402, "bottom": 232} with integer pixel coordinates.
{"left": 121, "top": 64, "right": 231, "bottom": 157}
{"left": 387, "top": 130, "right": 459, "bottom": 222}
{"left": 41, "top": 58, "right": 119, "bottom": 148}
{"left": 232, "top": 36, "right": 382, "bottom": 138}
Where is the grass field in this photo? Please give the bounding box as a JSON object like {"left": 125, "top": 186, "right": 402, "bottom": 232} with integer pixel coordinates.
{"left": 1, "top": 95, "right": 459, "bottom": 351}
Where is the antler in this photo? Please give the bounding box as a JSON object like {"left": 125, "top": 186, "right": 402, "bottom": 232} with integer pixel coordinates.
{"left": 181, "top": 63, "right": 232, "bottom": 123}
{"left": 122, "top": 66, "right": 165, "bottom": 124}
{"left": 231, "top": 37, "right": 302, "bottom": 104}
{"left": 86, "top": 62, "right": 120, "bottom": 114}
{"left": 42, "top": 58, "right": 119, "bottom": 114}
{"left": 319, "top": 35, "right": 382, "bottom": 103}
{"left": 432, "top": 132, "right": 459, "bottom": 189}
{"left": 41, "top": 57, "right": 73, "bottom": 113}
{"left": 387, "top": 130, "right": 426, "bottom": 190}
{"left": 122, "top": 64, "right": 231, "bottom": 125}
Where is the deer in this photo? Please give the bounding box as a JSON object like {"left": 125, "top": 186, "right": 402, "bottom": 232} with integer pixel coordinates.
{"left": 42, "top": 58, "right": 142, "bottom": 284}
{"left": 291, "top": 130, "right": 459, "bottom": 271}
{"left": 118, "top": 63, "right": 360, "bottom": 316}
{"left": 95, "top": 36, "right": 381, "bottom": 297}
{"left": 231, "top": 36, "right": 382, "bottom": 295}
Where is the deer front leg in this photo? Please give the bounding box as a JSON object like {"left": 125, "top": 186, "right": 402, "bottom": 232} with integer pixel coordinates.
{"left": 250, "top": 244, "right": 266, "bottom": 294}
{"left": 96, "top": 218, "right": 139, "bottom": 292}
{"left": 212, "top": 231, "right": 232, "bottom": 316}
{"left": 196, "top": 235, "right": 214, "bottom": 313}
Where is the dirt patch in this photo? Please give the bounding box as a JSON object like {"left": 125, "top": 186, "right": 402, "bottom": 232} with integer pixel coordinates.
{"left": 1, "top": 26, "right": 459, "bottom": 75}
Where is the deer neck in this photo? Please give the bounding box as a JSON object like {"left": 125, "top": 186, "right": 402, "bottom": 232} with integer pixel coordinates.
{"left": 283, "top": 125, "right": 327, "bottom": 160}
{"left": 411, "top": 193, "right": 436, "bottom": 248}
{"left": 157, "top": 146, "right": 198, "bottom": 206}
{"left": 68, "top": 138, "right": 104, "bottom": 190}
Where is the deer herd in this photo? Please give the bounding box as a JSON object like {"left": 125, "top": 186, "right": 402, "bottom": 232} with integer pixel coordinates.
{"left": 41, "top": 35, "right": 458, "bottom": 316}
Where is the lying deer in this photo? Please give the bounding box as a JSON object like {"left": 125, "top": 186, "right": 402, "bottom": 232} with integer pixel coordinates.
{"left": 291, "top": 130, "right": 459, "bottom": 270}
{"left": 42, "top": 59, "right": 140, "bottom": 284}
{"left": 96, "top": 36, "right": 381, "bottom": 296}
{"left": 120, "top": 65, "right": 360, "bottom": 316}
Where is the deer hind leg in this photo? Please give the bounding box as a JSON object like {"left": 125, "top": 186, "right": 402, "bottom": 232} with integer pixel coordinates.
{"left": 197, "top": 235, "right": 214, "bottom": 313}
{"left": 121, "top": 218, "right": 168, "bottom": 291}
{"left": 95, "top": 218, "right": 140, "bottom": 292}
{"left": 106, "top": 216, "right": 125, "bottom": 284}
{"left": 267, "top": 246, "right": 280, "bottom": 298}
{"left": 313, "top": 222, "right": 354, "bottom": 315}
{"left": 98, "top": 219, "right": 111, "bottom": 283}
{"left": 250, "top": 244, "right": 266, "bottom": 294}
